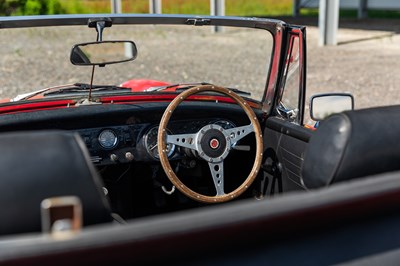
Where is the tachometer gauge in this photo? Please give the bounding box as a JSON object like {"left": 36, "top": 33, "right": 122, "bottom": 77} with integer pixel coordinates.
{"left": 98, "top": 129, "right": 118, "bottom": 149}
{"left": 212, "top": 120, "right": 235, "bottom": 129}
{"left": 144, "top": 126, "right": 175, "bottom": 160}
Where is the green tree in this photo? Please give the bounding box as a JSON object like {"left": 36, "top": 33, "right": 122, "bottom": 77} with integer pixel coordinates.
{"left": 0, "top": 0, "right": 20, "bottom": 16}
{"left": 0, "top": 0, "right": 65, "bottom": 16}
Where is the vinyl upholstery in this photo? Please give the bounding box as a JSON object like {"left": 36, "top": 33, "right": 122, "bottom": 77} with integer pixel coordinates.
{"left": 302, "top": 105, "right": 400, "bottom": 188}
{"left": 0, "top": 131, "right": 113, "bottom": 236}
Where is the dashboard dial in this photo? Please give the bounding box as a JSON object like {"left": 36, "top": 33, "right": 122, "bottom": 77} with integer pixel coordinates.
{"left": 212, "top": 120, "right": 235, "bottom": 129}
{"left": 144, "top": 126, "right": 175, "bottom": 160}
{"left": 98, "top": 129, "right": 118, "bottom": 149}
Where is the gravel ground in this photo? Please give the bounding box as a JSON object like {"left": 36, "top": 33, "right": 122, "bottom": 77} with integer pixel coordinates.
{"left": 0, "top": 17, "right": 399, "bottom": 111}
{"left": 302, "top": 17, "right": 400, "bottom": 110}
{"left": 0, "top": 25, "right": 272, "bottom": 101}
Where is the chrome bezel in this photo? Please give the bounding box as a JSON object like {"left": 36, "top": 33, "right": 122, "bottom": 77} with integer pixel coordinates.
{"left": 195, "top": 124, "right": 231, "bottom": 163}
{"left": 144, "top": 126, "right": 175, "bottom": 160}
{"left": 98, "top": 129, "right": 118, "bottom": 149}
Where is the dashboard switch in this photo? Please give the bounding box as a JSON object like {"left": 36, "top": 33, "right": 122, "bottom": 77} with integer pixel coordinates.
{"left": 110, "top": 154, "right": 118, "bottom": 162}
{"left": 125, "top": 152, "right": 134, "bottom": 161}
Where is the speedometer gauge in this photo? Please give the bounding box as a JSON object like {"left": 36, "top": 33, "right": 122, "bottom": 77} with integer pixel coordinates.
{"left": 144, "top": 126, "right": 175, "bottom": 160}
{"left": 98, "top": 129, "right": 118, "bottom": 149}
{"left": 212, "top": 120, "right": 235, "bottom": 129}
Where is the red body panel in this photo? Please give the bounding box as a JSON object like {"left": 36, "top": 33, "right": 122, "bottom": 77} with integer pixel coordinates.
{"left": 0, "top": 80, "right": 261, "bottom": 114}
{"left": 120, "top": 79, "right": 171, "bottom": 92}
{"left": 0, "top": 80, "right": 261, "bottom": 115}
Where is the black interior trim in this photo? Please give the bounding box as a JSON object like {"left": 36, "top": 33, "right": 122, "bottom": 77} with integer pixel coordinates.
{"left": 2, "top": 171, "right": 400, "bottom": 265}
{"left": 302, "top": 105, "right": 400, "bottom": 188}
{"left": 266, "top": 116, "right": 313, "bottom": 142}
{"left": 0, "top": 102, "right": 265, "bottom": 131}
{"left": 0, "top": 131, "right": 113, "bottom": 236}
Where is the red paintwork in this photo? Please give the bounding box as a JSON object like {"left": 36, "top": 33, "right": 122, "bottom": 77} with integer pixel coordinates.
{"left": 0, "top": 98, "right": 11, "bottom": 104}
{"left": 0, "top": 79, "right": 262, "bottom": 115}
{"left": 100, "top": 94, "right": 261, "bottom": 108}
{"left": 120, "top": 79, "right": 171, "bottom": 92}
{"left": 0, "top": 100, "right": 76, "bottom": 115}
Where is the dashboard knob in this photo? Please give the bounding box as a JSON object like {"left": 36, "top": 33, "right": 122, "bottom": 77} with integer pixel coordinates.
{"left": 125, "top": 152, "right": 134, "bottom": 161}
{"left": 110, "top": 154, "right": 118, "bottom": 162}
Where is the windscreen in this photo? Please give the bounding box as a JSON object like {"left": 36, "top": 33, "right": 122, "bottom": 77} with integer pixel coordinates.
{"left": 0, "top": 24, "right": 273, "bottom": 101}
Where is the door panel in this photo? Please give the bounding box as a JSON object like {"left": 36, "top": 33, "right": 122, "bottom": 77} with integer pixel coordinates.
{"left": 258, "top": 25, "right": 310, "bottom": 196}
{"left": 262, "top": 117, "right": 313, "bottom": 194}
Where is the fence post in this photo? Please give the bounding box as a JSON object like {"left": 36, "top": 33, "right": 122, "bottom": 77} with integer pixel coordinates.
{"left": 358, "top": 0, "right": 368, "bottom": 19}
{"left": 149, "top": 0, "right": 162, "bottom": 14}
{"left": 318, "top": 0, "right": 339, "bottom": 46}
{"left": 210, "top": 0, "right": 225, "bottom": 33}
{"left": 293, "top": 0, "right": 300, "bottom": 17}
{"left": 110, "top": 0, "right": 122, "bottom": 13}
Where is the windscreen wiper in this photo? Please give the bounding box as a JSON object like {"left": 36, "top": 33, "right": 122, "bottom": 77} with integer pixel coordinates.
{"left": 176, "top": 86, "right": 251, "bottom": 96}
{"left": 146, "top": 82, "right": 251, "bottom": 96}
{"left": 145, "top": 82, "right": 211, "bottom": 92}
{"left": 43, "top": 83, "right": 131, "bottom": 96}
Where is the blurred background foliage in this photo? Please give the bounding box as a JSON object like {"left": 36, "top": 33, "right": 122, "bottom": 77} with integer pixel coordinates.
{"left": 0, "top": 0, "right": 399, "bottom": 18}
{"left": 0, "top": 0, "right": 293, "bottom": 16}
{"left": 0, "top": 0, "right": 65, "bottom": 15}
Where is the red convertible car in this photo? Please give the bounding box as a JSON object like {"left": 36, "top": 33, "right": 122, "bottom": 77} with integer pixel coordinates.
{"left": 0, "top": 14, "right": 399, "bottom": 265}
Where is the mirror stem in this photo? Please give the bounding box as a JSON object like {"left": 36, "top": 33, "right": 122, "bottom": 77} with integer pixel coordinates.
{"left": 89, "top": 65, "right": 95, "bottom": 101}
{"left": 90, "top": 21, "right": 105, "bottom": 101}
{"left": 96, "top": 21, "right": 106, "bottom": 42}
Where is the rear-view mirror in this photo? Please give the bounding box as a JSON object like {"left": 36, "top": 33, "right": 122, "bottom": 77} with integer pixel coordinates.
{"left": 70, "top": 41, "right": 137, "bottom": 66}
{"left": 310, "top": 93, "right": 354, "bottom": 121}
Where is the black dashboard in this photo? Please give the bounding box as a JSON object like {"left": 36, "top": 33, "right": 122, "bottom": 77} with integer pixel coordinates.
{"left": 77, "top": 118, "right": 237, "bottom": 166}
{"left": 0, "top": 100, "right": 265, "bottom": 218}
{"left": 0, "top": 101, "right": 264, "bottom": 166}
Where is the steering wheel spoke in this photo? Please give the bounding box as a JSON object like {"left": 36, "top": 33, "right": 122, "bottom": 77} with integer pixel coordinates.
{"left": 224, "top": 124, "right": 255, "bottom": 144}
{"left": 158, "top": 85, "right": 263, "bottom": 203}
{"left": 166, "top": 133, "right": 197, "bottom": 150}
{"left": 208, "top": 161, "right": 225, "bottom": 196}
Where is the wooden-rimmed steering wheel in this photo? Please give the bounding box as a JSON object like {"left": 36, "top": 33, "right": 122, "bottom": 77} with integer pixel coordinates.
{"left": 157, "top": 85, "right": 263, "bottom": 203}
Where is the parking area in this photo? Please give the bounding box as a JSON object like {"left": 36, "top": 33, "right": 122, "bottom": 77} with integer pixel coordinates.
{"left": 0, "top": 16, "right": 399, "bottom": 114}
{"left": 295, "top": 17, "right": 400, "bottom": 110}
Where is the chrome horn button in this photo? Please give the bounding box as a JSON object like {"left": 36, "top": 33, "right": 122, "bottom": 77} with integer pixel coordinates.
{"left": 195, "top": 124, "right": 231, "bottom": 163}
{"left": 209, "top": 138, "right": 220, "bottom": 149}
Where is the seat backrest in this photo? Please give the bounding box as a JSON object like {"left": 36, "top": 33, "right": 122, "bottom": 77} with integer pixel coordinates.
{"left": 302, "top": 105, "right": 400, "bottom": 188}
{"left": 0, "top": 130, "right": 112, "bottom": 236}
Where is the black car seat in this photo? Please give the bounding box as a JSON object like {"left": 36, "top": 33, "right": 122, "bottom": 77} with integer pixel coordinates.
{"left": 0, "top": 130, "right": 113, "bottom": 236}
{"left": 302, "top": 105, "right": 400, "bottom": 188}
